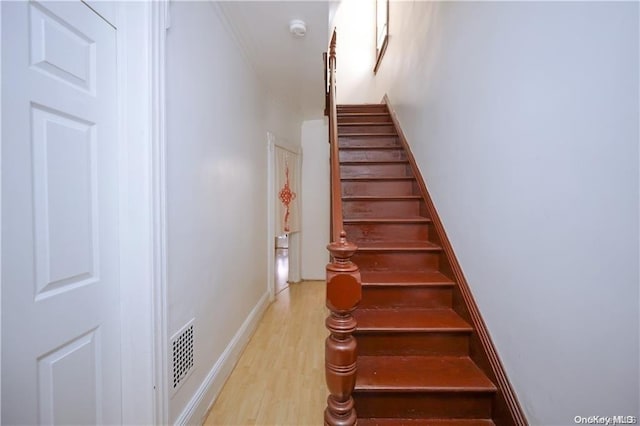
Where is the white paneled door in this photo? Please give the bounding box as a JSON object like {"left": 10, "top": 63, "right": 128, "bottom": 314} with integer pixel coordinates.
{"left": 2, "top": 1, "right": 122, "bottom": 424}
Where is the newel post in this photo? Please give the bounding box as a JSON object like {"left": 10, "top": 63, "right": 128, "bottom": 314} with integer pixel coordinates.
{"left": 325, "top": 231, "right": 361, "bottom": 426}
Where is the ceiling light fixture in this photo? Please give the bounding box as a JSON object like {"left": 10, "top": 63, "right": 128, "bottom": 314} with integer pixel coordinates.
{"left": 289, "top": 19, "right": 306, "bottom": 38}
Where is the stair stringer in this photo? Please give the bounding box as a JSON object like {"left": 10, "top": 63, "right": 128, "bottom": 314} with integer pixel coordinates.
{"left": 382, "top": 94, "right": 528, "bottom": 426}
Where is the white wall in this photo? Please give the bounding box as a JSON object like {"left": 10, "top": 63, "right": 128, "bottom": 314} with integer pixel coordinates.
{"left": 301, "top": 119, "right": 330, "bottom": 280}
{"left": 331, "top": 0, "right": 376, "bottom": 104}
{"left": 333, "top": 1, "right": 639, "bottom": 424}
{"left": 165, "top": 2, "right": 301, "bottom": 423}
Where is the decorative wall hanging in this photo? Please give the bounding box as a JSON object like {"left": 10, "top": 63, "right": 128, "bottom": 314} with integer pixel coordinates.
{"left": 275, "top": 147, "right": 300, "bottom": 234}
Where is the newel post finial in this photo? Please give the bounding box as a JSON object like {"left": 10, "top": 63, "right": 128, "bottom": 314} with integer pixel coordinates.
{"left": 329, "top": 30, "right": 337, "bottom": 60}
{"left": 324, "top": 229, "right": 361, "bottom": 426}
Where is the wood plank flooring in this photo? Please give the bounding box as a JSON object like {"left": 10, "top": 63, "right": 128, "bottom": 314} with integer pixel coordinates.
{"left": 204, "top": 281, "right": 327, "bottom": 425}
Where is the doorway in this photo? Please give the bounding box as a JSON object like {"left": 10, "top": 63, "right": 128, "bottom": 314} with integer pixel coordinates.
{"left": 275, "top": 234, "right": 289, "bottom": 294}
{"left": 267, "top": 132, "right": 301, "bottom": 300}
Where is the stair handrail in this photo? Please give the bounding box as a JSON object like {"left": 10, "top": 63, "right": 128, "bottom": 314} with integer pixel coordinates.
{"left": 324, "top": 29, "right": 362, "bottom": 426}
{"left": 327, "top": 30, "right": 341, "bottom": 241}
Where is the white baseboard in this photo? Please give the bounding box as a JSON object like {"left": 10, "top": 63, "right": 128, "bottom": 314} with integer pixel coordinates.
{"left": 173, "top": 291, "right": 271, "bottom": 425}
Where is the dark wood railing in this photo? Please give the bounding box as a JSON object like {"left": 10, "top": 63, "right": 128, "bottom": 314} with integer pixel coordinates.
{"left": 324, "top": 30, "right": 362, "bottom": 426}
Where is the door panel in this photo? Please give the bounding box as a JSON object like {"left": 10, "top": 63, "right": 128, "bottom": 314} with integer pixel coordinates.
{"left": 2, "top": 1, "right": 121, "bottom": 424}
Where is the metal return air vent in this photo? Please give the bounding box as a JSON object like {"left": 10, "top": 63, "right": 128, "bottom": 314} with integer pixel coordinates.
{"left": 171, "top": 321, "right": 194, "bottom": 392}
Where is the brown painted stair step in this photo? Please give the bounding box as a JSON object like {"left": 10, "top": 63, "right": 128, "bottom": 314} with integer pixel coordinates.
{"left": 339, "top": 123, "right": 397, "bottom": 135}
{"left": 340, "top": 162, "right": 412, "bottom": 178}
{"left": 352, "top": 242, "right": 443, "bottom": 271}
{"left": 342, "top": 180, "right": 417, "bottom": 197}
{"left": 356, "top": 241, "right": 442, "bottom": 251}
{"left": 356, "top": 356, "right": 496, "bottom": 391}
{"left": 357, "top": 419, "right": 496, "bottom": 426}
{"left": 359, "top": 271, "right": 455, "bottom": 309}
{"left": 343, "top": 196, "right": 423, "bottom": 218}
{"left": 354, "top": 356, "right": 497, "bottom": 420}
{"left": 339, "top": 147, "right": 406, "bottom": 162}
{"left": 355, "top": 308, "right": 473, "bottom": 357}
{"left": 344, "top": 216, "right": 431, "bottom": 240}
{"left": 345, "top": 216, "right": 431, "bottom": 223}
{"left": 338, "top": 112, "right": 392, "bottom": 123}
{"left": 355, "top": 308, "right": 471, "bottom": 332}
{"left": 340, "top": 159, "right": 408, "bottom": 164}
{"left": 341, "top": 176, "right": 414, "bottom": 181}
{"left": 339, "top": 136, "right": 400, "bottom": 147}
{"left": 360, "top": 270, "right": 453, "bottom": 285}
{"left": 338, "top": 132, "right": 398, "bottom": 138}
{"left": 337, "top": 104, "right": 389, "bottom": 113}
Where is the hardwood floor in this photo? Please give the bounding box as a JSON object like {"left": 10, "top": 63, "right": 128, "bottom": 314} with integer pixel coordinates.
{"left": 204, "top": 281, "right": 327, "bottom": 426}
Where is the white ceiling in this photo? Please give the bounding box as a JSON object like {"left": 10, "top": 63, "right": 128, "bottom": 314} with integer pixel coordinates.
{"left": 218, "top": 1, "right": 330, "bottom": 119}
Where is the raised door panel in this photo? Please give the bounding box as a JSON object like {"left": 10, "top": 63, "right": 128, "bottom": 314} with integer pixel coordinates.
{"left": 2, "top": 1, "right": 121, "bottom": 424}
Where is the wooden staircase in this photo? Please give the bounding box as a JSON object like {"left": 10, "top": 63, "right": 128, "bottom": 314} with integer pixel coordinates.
{"left": 337, "top": 103, "right": 499, "bottom": 425}
{"left": 322, "top": 31, "right": 525, "bottom": 426}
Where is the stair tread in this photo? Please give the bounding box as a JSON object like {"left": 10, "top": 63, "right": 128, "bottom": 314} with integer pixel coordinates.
{"left": 357, "top": 241, "right": 442, "bottom": 251}
{"left": 357, "top": 419, "right": 496, "bottom": 426}
{"left": 339, "top": 146, "right": 401, "bottom": 150}
{"left": 361, "top": 270, "right": 454, "bottom": 286}
{"left": 355, "top": 356, "right": 497, "bottom": 392}
{"left": 341, "top": 159, "right": 408, "bottom": 164}
{"left": 342, "top": 176, "right": 415, "bottom": 181}
{"left": 343, "top": 196, "right": 421, "bottom": 201}
{"left": 339, "top": 122, "right": 393, "bottom": 126}
{"left": 339, "top": 133, "right": 398, "bottom": 137}
{"left": 344, "top": 216, "right": 431, "bottom": 224}
{"left": 338, "top": 112, "right": 390, "bottom": 116}
{"left": 355, "top": 308, "right": 472, "bottom": 332}
{"left": 338, "top": 103, "right": 387, "bottom": 107}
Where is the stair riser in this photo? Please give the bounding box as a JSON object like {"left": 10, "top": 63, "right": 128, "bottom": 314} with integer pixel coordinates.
{"left": 345, "top": 223, "right": 429, "bottom": 242}
{"left": 353, "top": 392, "right": 494, "bottom": 419}
{"left": 339, "top": 124, "right": 396, "bottom": 134}
{"left": 342, "top": 180, "right": 415, "bottom": 197}
{"left": 338, "top": 105, "right": 388, "bottom": 113}
{"left": 339, "top": 149, "right": 406, "bottom": 162}
{"left": 360, "top": 286, "right": 452, "bottom": 309}
{"left": 339, "top": 137, "right": 399, "bottom": 148}
{"left": 338, "top": 114, "right": 392, "bottom": 123}
{"left": 343, "top": 200, "right": 421, "bottom": 218}
{"left": 341, "top": 163, "right": 411, "bottom": 178}
{"left": 356, "top": 333, "right": 470, "bottom": 356}
{"left": 352, "top": 252, "right": 440, "bottom": 270}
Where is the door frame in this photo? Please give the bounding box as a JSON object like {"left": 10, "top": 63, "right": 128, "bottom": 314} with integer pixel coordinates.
{"left": 149, "top": 1, "right": 170, "bottom": 423}
{"left": 267, "top": 132, "right": 303, "bottom": 299}
{"left": 116, "top": 2, "right": 160, "bottom": 424}
{"left": 1, "top": 3, "right": 4, "bottom": 420}
{"left": 117, "top": 1, "right": 170, "bottom": 422}
{"left": 116, "top": 1, "right": 170, "bottom": 422}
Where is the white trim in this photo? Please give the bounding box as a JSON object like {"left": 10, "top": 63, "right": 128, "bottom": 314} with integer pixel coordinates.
{"left": 289, "top": 151, "right": 303, "bottom": 283}
{"left": 274, "top": 143, "right": 299, "bottom": 155}
{"left": 207, "top": 1, "right": 262, "bottom": 87}
{"left": 267, "top": 132, "right": 276, "bottom": 301}
{"left": 174, "top": 291, "right": 271, "bottom": 426}
{"left": 0, "top": 2, "right": 4, "bottom": 420}
{"left": 150, "top": 1, "right": 169, "bottom": 424}
{"left": 117, "top": 3, "right": 156, "bottom": 423}
{"left": 268, "top": 134, "right": 303, "bottom": 289}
